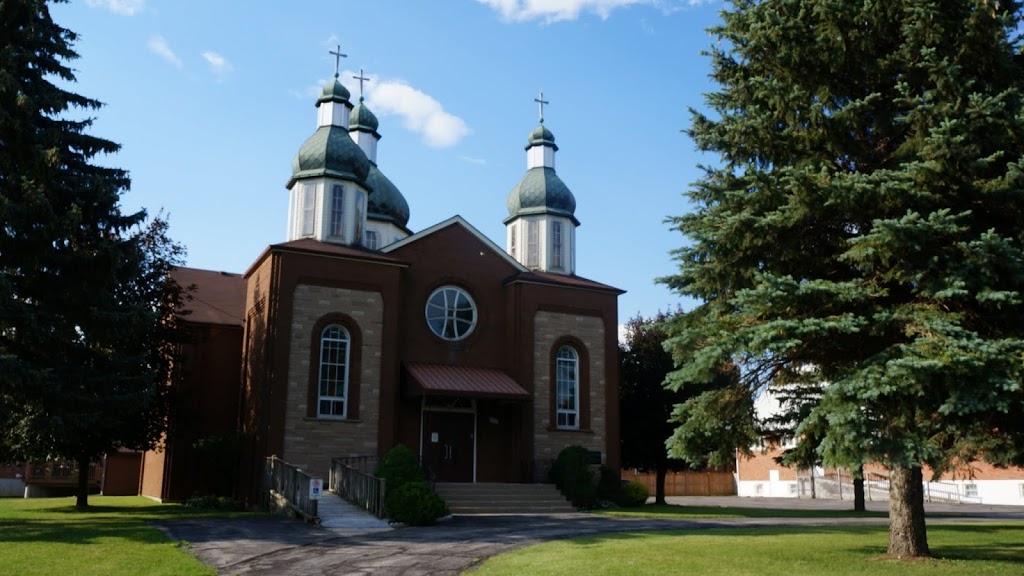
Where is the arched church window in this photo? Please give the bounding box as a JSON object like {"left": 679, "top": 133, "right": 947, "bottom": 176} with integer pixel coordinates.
{"left": 425, "top": 286, "right": 477, "bottom": 341}
{"left": 318, "top": 324, "right": 350, "bottom": 418}
{"left": 555, "top": 345, "right": 579, "bottom": 429}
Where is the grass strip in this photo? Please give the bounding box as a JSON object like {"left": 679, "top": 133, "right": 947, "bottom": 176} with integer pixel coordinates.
{"left": 0, "top": 495, "right": 257, "bottom": 576}
{"left": 594, "top": 503, "right": 889, "bottom": 519}
{"left": 471, "top": 523, "right": 1024, "bottom": 576}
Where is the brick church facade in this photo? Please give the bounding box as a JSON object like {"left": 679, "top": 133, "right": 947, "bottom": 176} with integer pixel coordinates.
{"left": 141, "top": 71, "right": 621, "bottom": 502}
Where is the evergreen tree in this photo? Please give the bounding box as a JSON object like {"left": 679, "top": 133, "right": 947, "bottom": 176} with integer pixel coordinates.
{"left": 620, "top": 312, "right": 740, "bottom": 504}
{"left": 0, "top": 0, "right": 186, "bottom": 508}
{"left": 662, "top": 0, "right": 1024, "bottom": 557}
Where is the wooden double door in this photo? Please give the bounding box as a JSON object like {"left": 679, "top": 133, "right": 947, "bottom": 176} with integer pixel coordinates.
{"left": 423, "top": 411, "right": 474, "bottom": 482}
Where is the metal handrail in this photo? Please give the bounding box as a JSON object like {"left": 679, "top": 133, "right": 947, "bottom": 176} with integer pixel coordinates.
{"left": 330, "top": 456, "right": 387, "bottom": 519}
{"left": 264, "top": 456, "right": 319, "bottom": 523}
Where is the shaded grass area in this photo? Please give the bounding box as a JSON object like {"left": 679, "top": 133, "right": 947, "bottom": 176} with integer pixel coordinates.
{"left": 595, "top": 503, "right": 888, "bottom": 519}
{"left": 472, "top": 523, "right": 1024, "bottom": 576}
{"left": 0, "top": 496, "right": 258, "bottom": 576}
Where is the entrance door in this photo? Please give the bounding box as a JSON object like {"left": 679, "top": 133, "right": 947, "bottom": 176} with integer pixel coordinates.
{"left": 423, "top": 411, "right": 474, "bottom": 482}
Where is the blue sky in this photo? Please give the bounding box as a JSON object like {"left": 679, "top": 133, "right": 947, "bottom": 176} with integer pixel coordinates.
{"left": 54, "top": 0, "right": 722, "bottom": 330}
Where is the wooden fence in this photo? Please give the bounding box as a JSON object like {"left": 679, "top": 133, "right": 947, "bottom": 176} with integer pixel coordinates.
{"left": 622, "top": 470, "right": 736, "bottom": 497}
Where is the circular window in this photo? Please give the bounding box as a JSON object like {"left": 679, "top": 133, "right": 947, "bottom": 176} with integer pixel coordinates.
{"left": 425, "top": 286, "right": 477, "bottom": 341}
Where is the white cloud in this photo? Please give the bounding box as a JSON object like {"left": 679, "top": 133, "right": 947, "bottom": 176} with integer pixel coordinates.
{"left": 458, "top": 155, "right": 488, "bottom": 165}
{"left": 202, "top": 51, "right": 233, "bottom": 80}
{"left": 477, "top": 0, "right": 649, "bottom": 22}
{"left": 477, "top": 0, "right": 713, "bottom": 22}
{"left": 86, "top": 0, "right": 144, "bottom": 15}
{"left": 148, "top": 36, "right": 182, "bottom": 69}
{"left": 369, "top": 81, "right": 470, "bottom": 148}
{"left": 333, "top": 69, "right": 469, "bottom": 148}
{"left": 295, "top": 69, "right": 470, "bottom": 148}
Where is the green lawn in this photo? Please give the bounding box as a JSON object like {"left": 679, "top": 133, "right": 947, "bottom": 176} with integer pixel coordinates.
{"left": 594, "top": 503, "right": 888, "bottom": 519}
{"left": 471, "top": 524, "right": 1024, "bottom": 576}
{"left": 0, "top": 496, "right": 255, "bottom": 576}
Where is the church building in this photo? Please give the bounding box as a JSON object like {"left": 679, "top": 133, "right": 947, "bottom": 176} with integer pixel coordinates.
{"left": 142, "top": 65, "right": 622, "bottom": 503}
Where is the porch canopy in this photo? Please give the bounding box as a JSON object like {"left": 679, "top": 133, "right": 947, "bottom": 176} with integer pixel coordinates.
{"left": 404, "top": 362, "right": 531, "bottom": 400}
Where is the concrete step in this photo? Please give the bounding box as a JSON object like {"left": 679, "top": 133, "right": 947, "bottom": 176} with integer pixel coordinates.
{"left": 435, "top": 482, "right": 575, "bottom": 514}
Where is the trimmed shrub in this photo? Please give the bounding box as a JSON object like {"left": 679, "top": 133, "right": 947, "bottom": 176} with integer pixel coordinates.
{"left": 549, "top": 445, "right": 597, "bottom": 509}
{"left": 385, "top": 480, "right": 449, "bottom": 526}
{"left": 597, "top": 465, "right": 622, "bottom": 502}
{"left": 618, "top": 481, "right": 649, "bottom": 507}
{"left": 374, "top": 444, "right": 426, "bottom": 492}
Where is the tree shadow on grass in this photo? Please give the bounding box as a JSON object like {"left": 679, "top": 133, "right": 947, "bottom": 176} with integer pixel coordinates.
{"left": 598, "top": 504, "right": 888, "bottom": 519}
{"left": 851, "top": 524, "right": 1024, "bottom": 564}
{"left": 562, "top": 523, "right": 1023, "bottom": 554}
{"left": 0, "top": 517, "right": 171, "bottom": 545}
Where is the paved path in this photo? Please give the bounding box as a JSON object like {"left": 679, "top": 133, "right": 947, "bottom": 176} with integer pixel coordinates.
{"left": 153, "top": 497, "right": 1024, "bottom": 576}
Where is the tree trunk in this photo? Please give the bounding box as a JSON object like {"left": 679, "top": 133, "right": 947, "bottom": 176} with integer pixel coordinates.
{"left": 853, "top": 465, "right": 865, "bottom": 512}
{"left": 655, "top": 466, "right": 667, "bottom": 505}
{"left": 75, "top": 454, "right": 90, "bottom": 510}
{"left": 887, "top": 465, "right": 929, "bottom": 557}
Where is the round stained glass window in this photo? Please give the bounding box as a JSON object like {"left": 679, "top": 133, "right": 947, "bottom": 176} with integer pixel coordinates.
{"left": 425, "top": 286, "right": 477, "bottom": 341}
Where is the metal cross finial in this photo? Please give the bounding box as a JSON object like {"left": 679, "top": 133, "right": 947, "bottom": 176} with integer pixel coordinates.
{"left": 534, "top": 91, "right": 549, "bottom": 124}
{"left": 329, "top": 44, "right": 347, "bottom": 78}
{"left": 353, "top": 68, "right": 370, "bottom": 100}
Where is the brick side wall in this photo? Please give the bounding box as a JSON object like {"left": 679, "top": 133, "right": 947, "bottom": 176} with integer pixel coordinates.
{"left": 281, "top": 284, "right": 383, "bottom": 479}
{"left": 739, "top": 447, "right": 1024, "bottom": 482}
{"left": 532, "top": 311, "right": 606, "bottom": 470}
{"left": 737, "top": 448, "right": 797, "bottom": 481}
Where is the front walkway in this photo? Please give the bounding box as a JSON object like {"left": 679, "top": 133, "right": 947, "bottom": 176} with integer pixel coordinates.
{"left": 153, "top": 498, "right": 1024, "bottom": 576}
{"left": 316, "top": 493, "right": 392, "bottom": 534}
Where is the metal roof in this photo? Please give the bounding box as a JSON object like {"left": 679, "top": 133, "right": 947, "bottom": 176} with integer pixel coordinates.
{"left": 405, "top": 362, "right": 530, "bottom": 400}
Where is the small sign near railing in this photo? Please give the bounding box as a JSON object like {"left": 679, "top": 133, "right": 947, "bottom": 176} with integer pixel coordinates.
{"left": 309, "top": 478, "right": 323, "bottom": 500}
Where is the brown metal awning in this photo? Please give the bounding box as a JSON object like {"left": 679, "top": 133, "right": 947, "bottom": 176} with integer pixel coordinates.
{"left": 405, "top": 362, "right": 531, "bottom": 400}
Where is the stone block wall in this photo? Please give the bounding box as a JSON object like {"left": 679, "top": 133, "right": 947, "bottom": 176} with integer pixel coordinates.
{"left": 282, "top": 284, "right": 383, "bottom": 479}
{"left": 532, "top": 311, "right": 606, "bottom": 472}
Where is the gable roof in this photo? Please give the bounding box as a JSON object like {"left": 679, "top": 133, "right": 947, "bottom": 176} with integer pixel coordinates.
{"left": 506, "top": 269, "right": 624, "bottom": 294}
{"left": 244, "top": 238, "right": 409, "bottom": 278}
{"left": 171, "top": 267, "right": 246, "bottom": 327}
{"left": 381, "top": 215, "right": 528, "bottom": 273}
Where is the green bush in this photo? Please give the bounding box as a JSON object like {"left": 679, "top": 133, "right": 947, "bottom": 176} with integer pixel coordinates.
{"left": 374, "top": 444, "right": 426, "bottom": 492}
{"left": 597, "top": 465, "right": 622, "bottom": 502}
{"left": 549, "top": 445, "right": 597, "bottom": 509}
{"left": 385, "top": 480, "right": 449, "bottom": 525}
{"left": 617, "top": 481, "right": 649, "bottom": 507}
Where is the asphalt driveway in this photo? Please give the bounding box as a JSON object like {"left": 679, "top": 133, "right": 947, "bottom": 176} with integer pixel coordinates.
{"left": 153, "top": 497, "right": 1024, "bottom": 576}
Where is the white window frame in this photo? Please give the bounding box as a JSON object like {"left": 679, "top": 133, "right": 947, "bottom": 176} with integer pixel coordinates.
{"left": 510, "top": 222, "right": 518, "bottom": 260}
{"left": 527, "top": 220, "right": 539, "bottom": 268}
{"left": 555, "top": 345, "right": 579, "bottom": 429}
{"left": 301, "top": 183, "right": 316, "bottom": 237}
{"left": 552, "top": 221, "right": 563, "bottom": 269}
{"left": 425, "top": 285, "right": 478, "bottom": 341}
{"left": 329, "top": 184, "right": 344, "bottom": 238}
{"left": 318, "top": 325, "right": 350, "bottom": 418}
{"left": 364, "top": 230, "right": 379, "bottom": 250}
{"left": 354, "top": 189, "right": 365, "bottom": 243}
